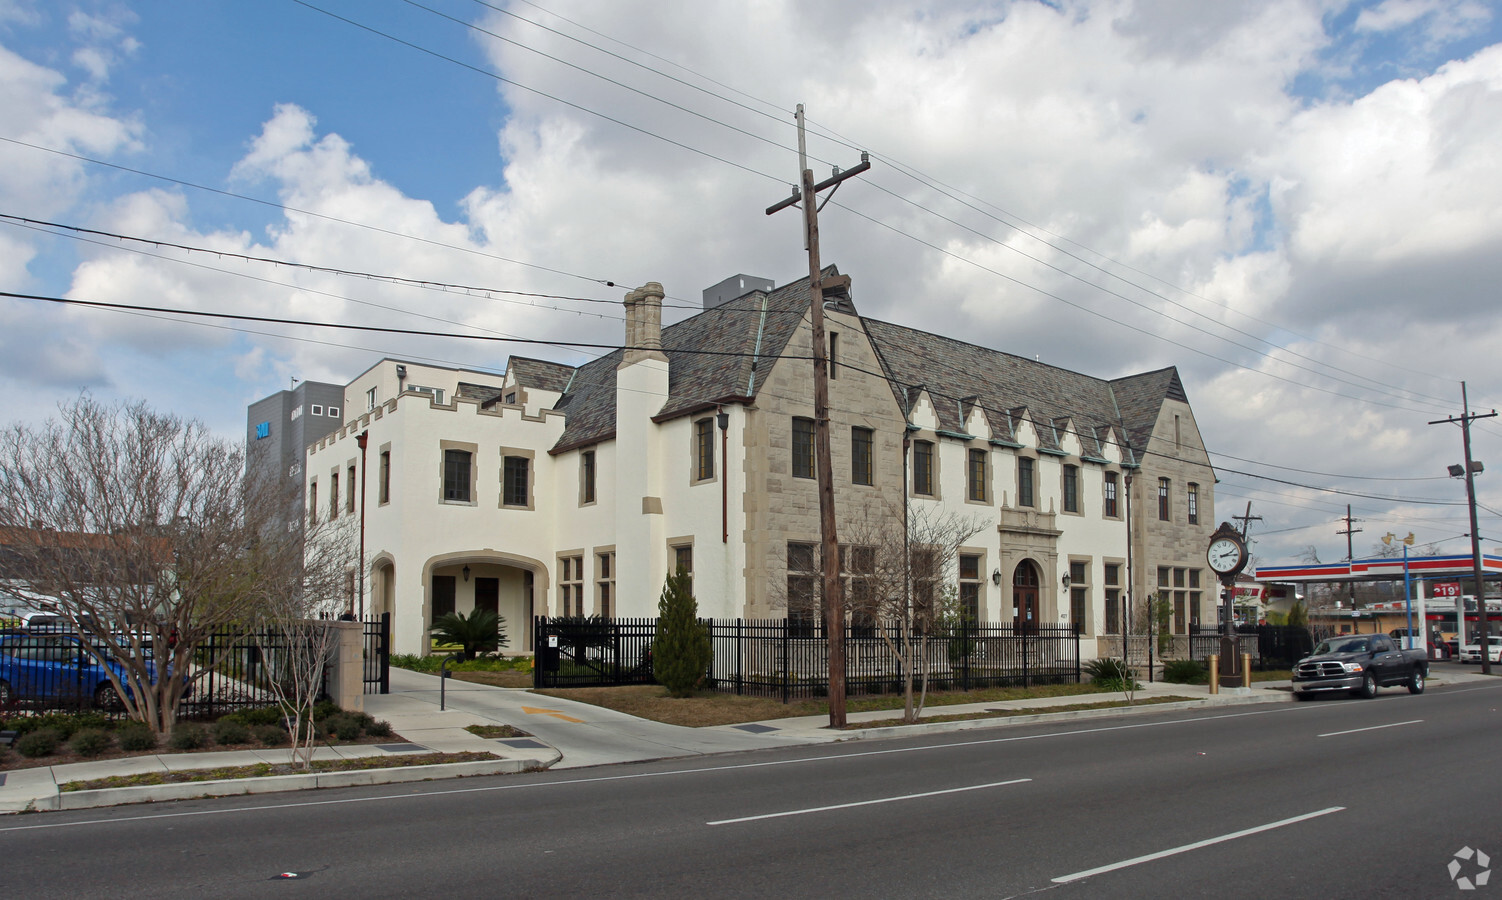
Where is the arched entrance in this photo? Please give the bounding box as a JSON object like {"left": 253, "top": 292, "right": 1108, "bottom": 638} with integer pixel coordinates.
{"left": 1013, "top": 560, "right": 1040, "bottom": 631}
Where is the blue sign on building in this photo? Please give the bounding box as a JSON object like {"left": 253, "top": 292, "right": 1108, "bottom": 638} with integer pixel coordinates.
{"left": 255, "top": 422, "right": 270, "bottom": 440}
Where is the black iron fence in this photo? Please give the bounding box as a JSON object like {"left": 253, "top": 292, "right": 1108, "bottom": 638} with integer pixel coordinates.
{"left": 0, "top": 619, "right": 374, "bottom": 721}
{"left": 1188, "top": 624, "right": 1313, "bottom": 671}
{"left": 534, "top": 617, "right": 1081, "bottom": 700}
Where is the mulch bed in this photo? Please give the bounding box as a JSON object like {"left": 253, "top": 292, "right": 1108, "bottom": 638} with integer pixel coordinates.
{"left": 60, "top": 751, "right": 498, "bottom": 792}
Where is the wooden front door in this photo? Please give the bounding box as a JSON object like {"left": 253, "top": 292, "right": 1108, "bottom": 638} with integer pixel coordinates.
{"left": 1013, "top": 561, "right": 1039, "bottom": 631}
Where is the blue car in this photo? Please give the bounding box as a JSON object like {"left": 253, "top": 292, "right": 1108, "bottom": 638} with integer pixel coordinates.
{"left": 0, "top": 633, "right": 162, "bottom": 710}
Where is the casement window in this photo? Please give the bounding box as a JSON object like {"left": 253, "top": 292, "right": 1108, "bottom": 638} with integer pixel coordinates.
{"left": 1189, "top": 569, "right": 1202, "bottom": 627}
{"left": 1103, "top": 471, "right": 1119, "bottom": 518}
{"left": 558, "top": 556, "right": 584, "bottom": 617}
{"left": 346, "top": 464, "right": 356, "bottom": 514}
{"left": 505, "top": 391, "right": 517, "bottom": 405}
{"left": 958, "top": 554, "right": 981, "bottom": 622}
{"left": 787, "top": 542, "right": 818, "bottom": 636}
{"left": 366, "top": 387, "right": 377, "bottom": 411}
{"left": 329, "top": 472, "right": 339, "bottom": 520}
{"left": 1069, "top": 560, "right": 1089, "bottom": 631}
{"left": 912, "top": 440, "right": 935, "bottom": 496}
{"left": 967, "top": 448, "right": 987, "bottom": 502}
{"left": 308, "top": 480, "right": 318, "bottom": 525}
{"left": 443, "top": 449, "right": 472, "bottom": 503}
{"left": 1063, "top": 464, "right": 1079, "bottom": 513}
{"left": 379, "top": 450, "right": 391, "bottom": 505}
{"left": 911, "top": 546, "right": 939, "bottom": 630}
{"left": 673, "top": 544, "right": 694, "bottom": 596}
{"left": 792, "top": 417, "right": 815, "bottom": 479}
{"left": 1158, "top": 478, "right": 1171, "bottom": 521}
{"left": 1187, "top": 482, "right": 1199, "bottom": 525}
{"left": 828, "top": 332, "right": 839, "bottom": 379}
{"left": 1104, "top": 563, "right": 1121, "bottom": 633}
{"left": 851, "top": 427, "right": 873, "bottom": 486}
{"left": 1017, "top": 457, "right": 1035, "bottom": 508}
{"left": 432, "top": 575, "right": 456, "bottom": 620}
{"left": 503, "top": 455, "right": 529, "bottom": 507}
{"left": 581, "top": 450, "right": 596, "bottom": 504}
{"left": 597, "top": 551, "right": 614, "bottom": 618}
{"left": 695, "top": 418, "right": 715, "bottom": 481}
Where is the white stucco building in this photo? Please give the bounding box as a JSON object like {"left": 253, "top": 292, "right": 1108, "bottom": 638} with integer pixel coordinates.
{"left": 295, "top": 269, "right": 1216, "bottom": 656}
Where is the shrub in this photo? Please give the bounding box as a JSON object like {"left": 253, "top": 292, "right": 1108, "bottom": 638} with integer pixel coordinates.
{"left": 254, "top": 724, "right": 288, "bottom": 747}
{"left": 6, "top": 711, "right": 110, "bottom": 740}
{"left": 212, "top": 719, "right": 252, "bottom": 746}
{"left": 221, "top": 706, "right": 283, "bottom": 727}
{"left": 167, "top": 725, "right": 208, "bottom": 751}
{"left": 366, "top": 719, "right": 392, "bottom": 738}
{"left": 429, "top": 609, "right": 508, "bottom": 662}
{"left": 329, "top": 715, "right": 362, "bottom": 741}
{"left": 653, "top": 566, "right": 713, "bottom": 698}
{"left": 16, "top": 728, "right": 61, "bottom": 758}
{"left": 1083, "top": 657, "right": 1141, "bottom": 692}
{"left": 69, "top": 728, "right": 113, "bottom": 757}
{"left": 1163, "top": 659, "right": 1208, "bottom": 684}
{"left": 116, "top": 722, "right": 156, "bottom": 752}
{"left": 312, "top": 699, "right": 341, "bottom": 722}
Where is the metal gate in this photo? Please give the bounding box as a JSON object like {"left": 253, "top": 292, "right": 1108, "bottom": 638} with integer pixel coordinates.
{"left": 363, "top": 613, "right": 390, "bottom": 694}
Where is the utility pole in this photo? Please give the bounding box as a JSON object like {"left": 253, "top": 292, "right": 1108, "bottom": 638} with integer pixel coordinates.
{"left": 1337, "top": 505, "right": 1362, "bottom": 618}
{"left": 766, "top": 104, "right": 870, "bottom": 728}
{"left": 1232, "top": 502, "right": 1261, "bottom": 540}
{"left": 1429, "top": 382, "right": 1497, "bottom": 675}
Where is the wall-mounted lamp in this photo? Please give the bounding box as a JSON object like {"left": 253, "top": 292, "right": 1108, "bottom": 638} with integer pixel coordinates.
{"left": 462, "top": 564, "right": 470, "bottom": 582}
{"left": 1062, "top": 573, "right": 1072, "bottom": 589}
{"left": 991, "top": 568, "right": 1003, "bottom": 586}
{"left": 716, "top": 408, "right": 729, "bottom": 430}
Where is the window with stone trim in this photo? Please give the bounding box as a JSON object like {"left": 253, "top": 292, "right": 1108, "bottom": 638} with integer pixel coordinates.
{"left": 597, "top": 551, "right": 614, "bottom": 618}
{"left": 558, "top": 555, "right": 584, "bottom": 617}
{"left": 792, "top": 417, "right": 815, "bottom": 479}
{"left": 330, "top": 471, "right": 340, "bottom": 520}
{"left": 1187, "top": 482, "right": 1199, "bottom": 525}
{"left": 851, "top": 427, "right": 873, "bottom": 486}
{"left": 1017, "top": 456, "right": 1036, "bottom": 508}
{"left": 1069, "top": 560, "right": 1088, "bottom": 631}
{"left": 912, "top": 440, "right": 935, "bottom": 496}
{"left": 695, "top": 418, "right": 715, "bottom": 481}
{"left": 958, "top": 554, "right": 981, "bottom": 622}
{"left": 443, "top": 449, "right": 472, "bottom": 503}
{"left": 673, "top": 544, "right": 694, "bottom": 597}
{"left": 1103, "top": 471, "right": 1119, "bottom": 518}
{"left": 1063, "top": 464, "right": 1079, "bottom": 513}
{"left": 787, "top": 542, "right": 818, "bottom": 636}
{"left": 1158, "top": 477, "right": 1170, "bottom": 521}
{"left": 967, "top": 448, "right": 987, "bottom": 502}
{"left": 1104, "top": 563, "right": 1122, "bottom": 633}
{"left": 581, "top": 450, "right": 596, "bottom": 504}
{"left": 503, "top": 455, "right": 529, "bottom": 507}
{"left": 346, "top": 464, "right": 356, "bottom": 514}
{"left": 379, "top": 450, "right": 391, "bottom": 505}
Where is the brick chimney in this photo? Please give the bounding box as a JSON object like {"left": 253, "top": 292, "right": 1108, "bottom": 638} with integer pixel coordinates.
{"left": 621, "top": 282, "right": 667, "bottom": 367}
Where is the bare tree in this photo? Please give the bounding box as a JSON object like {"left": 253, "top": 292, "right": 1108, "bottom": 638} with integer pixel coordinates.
{"left": 782, "top": 502, "right": 985, "bottom": 724}
{"left": 0, "top": 396, "right": 350, "bottom": 737}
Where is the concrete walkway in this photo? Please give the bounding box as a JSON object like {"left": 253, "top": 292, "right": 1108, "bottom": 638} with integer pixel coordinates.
{"left": 3, "top": 665, "right": 1491, "bottom": 813}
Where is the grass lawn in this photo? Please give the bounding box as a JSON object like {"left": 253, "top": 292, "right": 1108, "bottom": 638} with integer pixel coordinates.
{"left": 453, "top": 671, "right": 535, "bottom": 689}
{"left": 531, "top": 681, "right": 1119, "bottom": 728}
{"left": 849, "top": 695, "right": 1191, "bottom": 729}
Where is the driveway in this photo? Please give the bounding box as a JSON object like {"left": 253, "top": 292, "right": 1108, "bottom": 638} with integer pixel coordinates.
{"left": 364, "top": 668, "right": 825, "bottom": 769}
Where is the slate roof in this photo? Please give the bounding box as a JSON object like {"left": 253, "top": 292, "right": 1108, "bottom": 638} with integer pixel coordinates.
{"left": 456, "top": 381, "right": 505, "bottom": 403}
{"left": 539, "top": 267, "right": 1184, "bottom": 463}
{"left": 862, "top": 317, "right": 1140, "bottom": 460}
{"left": 548, "top": 274, "right": 815, "bottom": 453}
{"left": 507, "top": 357, "right": 575, "bottom": 394}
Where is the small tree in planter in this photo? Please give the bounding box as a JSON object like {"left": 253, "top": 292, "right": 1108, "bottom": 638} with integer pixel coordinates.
{"left": 653, "top": 567, "right": 712, "bottom": 698}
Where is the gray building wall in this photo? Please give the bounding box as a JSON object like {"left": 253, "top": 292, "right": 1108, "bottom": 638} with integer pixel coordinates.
{"left": 247, "top": 381, "right": 345, "bottom": 530}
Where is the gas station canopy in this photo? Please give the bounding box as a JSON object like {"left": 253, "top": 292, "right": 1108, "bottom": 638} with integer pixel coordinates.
{"left": 1253, "top": 554, "right": 1502, "bottom": 584}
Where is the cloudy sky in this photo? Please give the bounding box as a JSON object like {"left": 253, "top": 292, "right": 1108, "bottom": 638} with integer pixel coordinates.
{"left": 2, "top": 0, "right": 1501, "bottom": 567}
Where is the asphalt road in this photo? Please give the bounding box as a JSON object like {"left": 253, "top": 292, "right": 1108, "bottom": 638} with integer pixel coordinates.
{"left": 4, "top": 680, "right": 1500, "bottom": 899}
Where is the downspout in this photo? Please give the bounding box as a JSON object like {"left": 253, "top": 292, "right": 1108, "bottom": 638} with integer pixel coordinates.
{"left": 718, "top": 406, "right": 729, "bottom": 543}
{"left": 356, "top": 430, "right": 368, "bottom": 619}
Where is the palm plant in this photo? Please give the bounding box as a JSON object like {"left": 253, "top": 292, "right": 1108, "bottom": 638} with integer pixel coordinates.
{"left": 430, "top": 609, "right": 507, "bottom": 661}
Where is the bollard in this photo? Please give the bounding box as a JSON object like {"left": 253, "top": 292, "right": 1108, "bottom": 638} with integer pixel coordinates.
{"left": 440, "top": 654, "right": 455, "bottom": 711}
{"left": 1242, "top": 653, "right": 1252, "bottom": 687}
{"left": 1208, "top": 654, "right": 1219, "bottom": 694}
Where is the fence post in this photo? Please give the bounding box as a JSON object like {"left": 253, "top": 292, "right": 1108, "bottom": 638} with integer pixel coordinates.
{"left": 781, "top": 617, "right": 790, "bottom": 704}
{"left": 1074, "top": 622, "right": 1082, "bottom": 684}
{"left": 736, "top": 619, "right": 744, "bottom": 696}
{"left": 379, "top": 612, "right": 391, "bottom": 695}
{"left": 961, "top": 617, "right": 970, "bottom": 692}
{"left": 1022, "top": 623, "right": 1030, "bottom": 689}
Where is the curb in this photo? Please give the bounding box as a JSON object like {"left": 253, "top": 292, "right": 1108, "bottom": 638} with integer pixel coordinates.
{"left": 10, "top": 752, "right": 559, "bottom": 813}
{"left": 831, "top": 691, "right": 1290, "bottom": 741}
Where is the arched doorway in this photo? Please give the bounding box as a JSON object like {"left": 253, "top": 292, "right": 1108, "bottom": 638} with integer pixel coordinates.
{"left": 1013, "top": 560, "right": 1040, "bottom": 631}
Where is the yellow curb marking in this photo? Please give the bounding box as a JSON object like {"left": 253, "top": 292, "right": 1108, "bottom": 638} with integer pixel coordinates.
{"left": 520, "top": 706, "right": 585, "bottom": 723}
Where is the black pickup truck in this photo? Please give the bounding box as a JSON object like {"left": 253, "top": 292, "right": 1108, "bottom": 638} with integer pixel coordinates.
{"left": 1291, "top": 634, "right": 1428, "bottom": 699}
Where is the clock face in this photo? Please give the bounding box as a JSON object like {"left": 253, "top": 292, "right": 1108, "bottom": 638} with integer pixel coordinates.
{"left": 1207, "top": 537, "right": 1243, "bottom": 573}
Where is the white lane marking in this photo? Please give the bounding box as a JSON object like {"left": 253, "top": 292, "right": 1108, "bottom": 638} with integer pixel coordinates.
{"left": 0, "top": 706, "right": 1293, "bottom": 834}
{"left": 1051, "top": 807, "right": 1345, "bottom": 884}
{"left": 1318, "top": 719, "right": 1423, "bottom": 738}
{"left": 707, "top": 778, "right": 1031, "bottom": 826}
